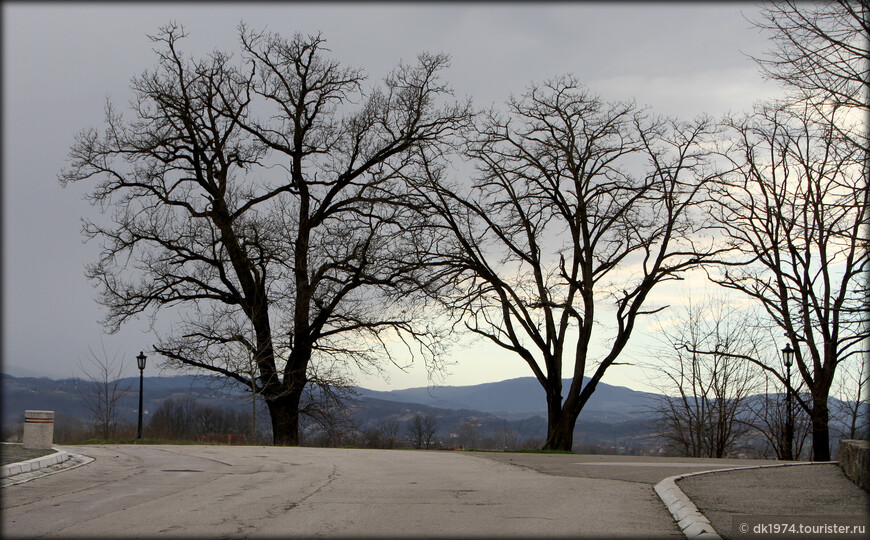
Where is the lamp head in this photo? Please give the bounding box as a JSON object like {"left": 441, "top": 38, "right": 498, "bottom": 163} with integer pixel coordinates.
{"left": 136, "top": 351, "right": 147, "bottom": 371}
{"left": 781, "top": 344, "right": 794, "bottom": 369}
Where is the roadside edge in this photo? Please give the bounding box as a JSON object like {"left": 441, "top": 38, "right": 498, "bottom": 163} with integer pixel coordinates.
{"left": 1, "top": 448, "right": 69, "bottom": 477}
{"left": 654, "top": 461, "right": 836, "bottom": 539}
{"left": 1, "top": 447, "right": 95, "bottom": 487}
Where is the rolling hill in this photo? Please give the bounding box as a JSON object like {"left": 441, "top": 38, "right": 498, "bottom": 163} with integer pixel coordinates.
{"left": 355, "top": 377, "right": 659, "bottom": 422}
{"left": 4, "top": 372, "right": 859, "bottom": 453}
{"left": 1, "top": 373, "right": 660, "bottom": 447}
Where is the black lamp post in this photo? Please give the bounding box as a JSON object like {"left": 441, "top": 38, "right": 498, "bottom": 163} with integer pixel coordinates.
{"left": 781, "top": 344, "right": 794, "bottom": 460}
{"left": 136, "top": 351, "right": 147, "bottom": 440}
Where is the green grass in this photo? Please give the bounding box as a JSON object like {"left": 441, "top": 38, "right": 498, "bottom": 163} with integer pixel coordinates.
{"left": 0, "top": 443, "right": 57, "bottom": 466}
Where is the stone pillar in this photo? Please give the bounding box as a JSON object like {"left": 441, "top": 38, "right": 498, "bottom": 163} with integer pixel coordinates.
{"left": 23, "top": 410, "right": 54, "bottom": 450}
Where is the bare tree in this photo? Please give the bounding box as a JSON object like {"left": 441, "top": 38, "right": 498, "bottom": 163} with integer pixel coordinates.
{"left": 422, "top": 414, "right": 438, "bottom": 449}
{"left": 60, "top": 23, "right": 470, "bottom": 445}
{"left": 359, "top": 419, "right": 403, "bottom": 449}
{"left": 146, "top": 397, "right": 198, "bottom": 440}
{"left": 745, "top": 371, "right": 813, "bottom": 460}
{"left": 247, "top": 352, "right": 259, "bottom": 445}
{"left": 831, "top": 358, "right": 870, "bottom": 441}
{"left": 407, "top": 414, "right": 425, "bottom": 449}
{"left": 701, "top": 1, "right": 869, "bottom": 462}
{"left": 76, "top": 341, "right": 131, "bottom": 440}
{"left": 457, "top": 420, "right": 480, "bottom": 450}
{"left": 648, "top": 295, "right": 758, "bottom": 458}
{"left": 412, "top": 76, "right": 723, "bottom": 450}
{"left": 407, "top": 413, "right": 437, "bottom": 449}
{"left": 750, "top": 1, "right": 869, "bottom": 132}
{"left": 146, "top": 397, "right": 252, "bottom": 441}
{"left": 502, "top": 417, "right": 519, "bottom": 450}
{"left": 379, "top": 420, "right": 401, "bottom": 449}
{"left": 708, "top": 99, "right": 868, "bottom": 461}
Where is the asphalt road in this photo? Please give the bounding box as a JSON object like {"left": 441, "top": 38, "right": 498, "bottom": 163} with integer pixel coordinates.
{"left": 678, "top": 463, "right": 869, "bottom": 539}
{"left": 474, "top": 452, "right": 778, "bottom": 485}
{"left": 0, "top": 444, "right": 732, "bottom": 539}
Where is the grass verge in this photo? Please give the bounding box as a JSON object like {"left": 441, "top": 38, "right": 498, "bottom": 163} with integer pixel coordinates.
{"left": 0, "top": 443, "right": 56, "bottom": 466}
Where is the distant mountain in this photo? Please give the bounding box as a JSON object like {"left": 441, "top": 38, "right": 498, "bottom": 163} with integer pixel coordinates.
{"left": 1, "top": 373, "right": 655, "bottom": 425}
{"left": 1, "top": 365, "right": 54, "bottom": 379}
{"left": 1, "top": 373, "right": 251, "bottom": 428}
{"left": 355, "top": 377, "right": 659, "bottom": 422}
{"left": 3, "top": 373, "right": 860, "bottom": 452}
{"left": 1, "top": 373, "right": 660, "bottom": 446}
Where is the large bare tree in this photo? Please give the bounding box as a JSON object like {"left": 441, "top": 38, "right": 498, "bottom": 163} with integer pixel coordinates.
{"left": 60, "top": 23, "right": 470, "bottom": 445}
{"left": 699, "top": 1, "right": 868, "bottom": 462}
{"left": 709, "top": 100, "right": 868, "bottom": 461}
{"left": 412, "top": 76, "right": 723, "bottom": 450}
{"left": 751, "top": 1, "right": 869, "bottom": 126}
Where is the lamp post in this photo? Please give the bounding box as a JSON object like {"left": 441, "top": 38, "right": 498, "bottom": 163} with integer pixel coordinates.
{"left": 781, "top": 344, "right": 794, "bottom": 460}
{"left": 136, "top": 351, "right": 147, "bottom": 440}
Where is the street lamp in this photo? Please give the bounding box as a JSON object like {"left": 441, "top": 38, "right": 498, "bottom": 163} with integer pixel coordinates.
{"left": 781, "top": 344, "right": 794, "bottom": 460}
{"left": 136, "top": 351, "right": 147, "bottom": 440}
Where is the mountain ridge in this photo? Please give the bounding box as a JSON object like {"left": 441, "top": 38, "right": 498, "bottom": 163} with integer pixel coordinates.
{"left": 1, "top": 370, "right": 659, "bottom": 422}
{"left": 1, "top": 373, "right": 657, "bottom": 426}
{"left": 354, "top": 376, "right": 660, "bottom": 421}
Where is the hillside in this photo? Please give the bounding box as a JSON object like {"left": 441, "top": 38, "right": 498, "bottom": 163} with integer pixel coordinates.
{"left": 2, "top": 373, "right": 658, "bottom": 426}
{"left": 355, "top": 377, "right": 658, "bottom": 422}
{"left": 6, "top": 373, "right": 859, "bottom": 453}
{"left": 1, "top": 373, "right": 660, "bottom": 449}
{"left": 1, "top": 373, "right": 251, "bottom": 427}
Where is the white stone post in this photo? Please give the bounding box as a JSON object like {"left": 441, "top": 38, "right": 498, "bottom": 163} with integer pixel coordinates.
{"left": 23, "top": 410, "right": 54, "bottom": 449}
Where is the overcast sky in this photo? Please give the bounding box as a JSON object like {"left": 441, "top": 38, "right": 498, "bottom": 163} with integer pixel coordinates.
{"left": 2, "top": 2, "right": 784, "bottom": 391}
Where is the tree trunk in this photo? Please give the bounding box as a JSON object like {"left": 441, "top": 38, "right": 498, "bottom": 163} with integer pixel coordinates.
{"left": 810, "top": 394, "right": 830, "bottom": 461}
{"left": 543, "top": 413, "right": 575, "bottom": 451}
{"left": 266, "top": 391, "right": 303, "bottom": 446}
{"left": 542, "top": 386, "right": 578, "bottom": 451}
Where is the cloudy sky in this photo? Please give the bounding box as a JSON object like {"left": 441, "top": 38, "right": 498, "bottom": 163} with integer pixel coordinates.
{"left": 2, "top": 2, "right": 784, "bottom": 391}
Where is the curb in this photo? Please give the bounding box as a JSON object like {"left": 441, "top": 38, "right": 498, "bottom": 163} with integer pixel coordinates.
{"left": 1, "top": 447, "right": 95, "bottom": 487}
{"left": 1, "top": 449, "right": 69, "bottom": 478}
{"left": 654, "top": 461, "right": 836, "bottom": 539}
{"left": 655, "top": 474, "right": 721, "bottom": 539}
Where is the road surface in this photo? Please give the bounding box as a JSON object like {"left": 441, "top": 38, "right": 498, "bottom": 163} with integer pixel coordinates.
{"left": 2, "top": 445, "right": 766, "bottom": 538}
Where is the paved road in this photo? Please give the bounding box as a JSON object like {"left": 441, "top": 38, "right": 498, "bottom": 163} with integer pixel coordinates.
{"left": 474, "top": 452, "right": 779, "bottom": 485}
{"left": 678, "top": 463, "right": 869, "bottom": 539}
{"left": 0, "top": 445, "right": 714, "bottom": 538}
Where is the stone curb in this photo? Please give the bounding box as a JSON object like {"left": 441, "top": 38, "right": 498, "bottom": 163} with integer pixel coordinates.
{"left": 654, "top": 461, "right": 836, "bottom": 539}
{"left": 1, "top": 447, "right": 95, "bottom": 487}
{"left": 1, "top": 448, "right": 69, "bottom": 478}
